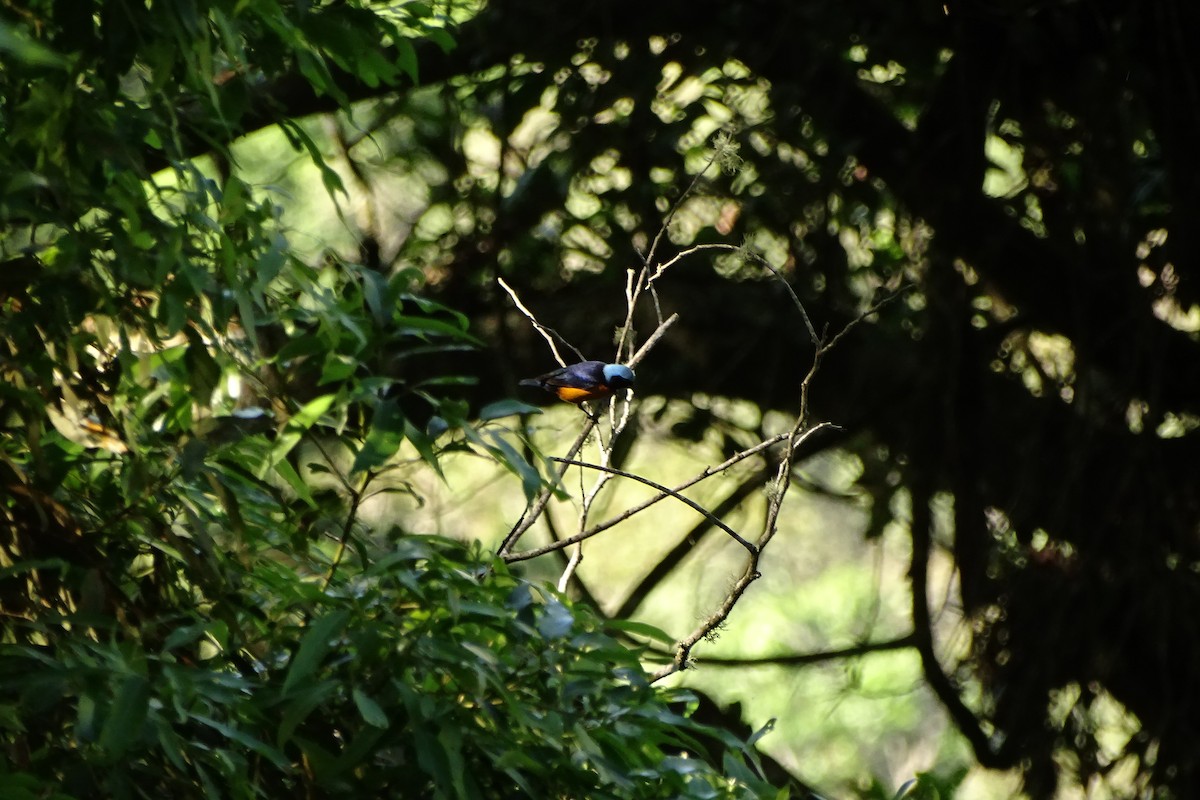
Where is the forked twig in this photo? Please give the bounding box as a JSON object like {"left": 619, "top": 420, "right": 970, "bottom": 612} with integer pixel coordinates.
{"left": 502, "top": 425, "right": 837, "bottom": 564}
{"left": 496, "top": 312, "right": 678, "bottom": 557}
{"left": 617, "top": 135, "right": 733, "bottom": 360}
{"left": 648, "top": 417, "right": 812, "bottom": 681}
{"left": 497, "top": 129, "right": 903, "bottom": 684}
{"left": 648, "top": 289, "right": 898, "bottom": 681}
{"left": 548, "top": 458, "right": 759, "bottom": 555}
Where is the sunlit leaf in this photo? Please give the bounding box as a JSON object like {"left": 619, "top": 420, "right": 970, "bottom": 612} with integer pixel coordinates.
{"left": 275, "top": 458, "right": 317, "bottom": 508}
{"left": 487, "top": 430, "right": 542, "bottom": 500}
{"left": 404, "top": 416, "right": 444, "bottom": 480}
{"left": 392, "top": 314, "right": 482, "bottom": 345}
{"left": 290, "top": 394, "right": 336, "bottom": 429}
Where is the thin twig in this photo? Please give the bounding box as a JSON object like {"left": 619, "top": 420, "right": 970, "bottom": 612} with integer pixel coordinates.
{"left": 614, "top": 465, "right": 775, "bottom": 619}
{"left": 743, "top": 250, "right": 820, "bottom": 346}
{"left": 628, "top": 313, "right": 678, "bottom": 369}
{"left": 322, "top": 475, "right": 370, "bottom": 591}
{"left": 548, "top": 458, "right": 758, "bottom": 555}
{"left": 497, "top": 419, "right": 595, "bottom": 555}
{"left": 500, "top": 313, "right": 675, "bottom": 557}
{"left": 651, "top": 416, "right": 809, "bottom": 682}
{"left": 502, "top": 428, "right": 826, "bottom": 564}
{"left": 819, "top": 283, "right": 915, "bottom": 356}
{"left": 648, "top": 242, "right": 739, "bottom": 282}
{"left": 646, "top": 243, "right": 820, "bottom": 345}
{"left": 671, "top": 634, "right": 917, "bottom": 668}
{"left": 650, "top": 289, "right": 895, "bottom": 682}
{"left": 617, "top": 135, "right": 730, "bottom": 359}
{"left": 558, "top": 423, "right": 612, "bottom": 590}
{"left": 641, "top": 144, "right": 727, "bottom": 271}
{"left": 498, "top": 276, "right": 585, "bottom": 365}
{"left": 557, "top": 541, "right": 583, "bottom": 592}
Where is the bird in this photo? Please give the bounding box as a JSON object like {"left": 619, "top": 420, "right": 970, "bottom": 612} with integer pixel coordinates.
{"left": 519, "top": 361, "right": 636, "bottom": 405}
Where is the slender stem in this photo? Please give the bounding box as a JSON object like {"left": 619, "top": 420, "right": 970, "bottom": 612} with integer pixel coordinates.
{"left": 548, "top": 458, "right": 758, "bottom": 554}
{"left": 678, "top": 635, "right": 918, "bottom": 667}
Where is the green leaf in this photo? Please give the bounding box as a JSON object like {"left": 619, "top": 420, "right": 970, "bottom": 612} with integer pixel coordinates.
{"left": 274, "top": 458, "right": 317, "bottom": 508}
{"left": 394, "top": 37, "right": 419, "bottom": 82}
{"left": 424, "top": 27, "right": 456, "bottom": 54}
{"left": 404, "top": 416, "right": 444, "bottom": 480}
{"left": 437, "top": 726, "right": 471, "bottom": 799}
{"left": 392, "top": 314, "right": 482, "bottom": 345}
{"left": 0, "top": 22, "right": 68, "bottom": 68}
{"left": 220, "top": 174, "right": 247, "bottom": 222}
{"left": 162, "top": 622, "right": 209, "bottom": 652}
{"left": 359, "top": 267, "right": 392, "bottom": 326}
{"left": 284, "top": 610, "right": 350, "bottom": 693}
{"left": 352, "top": 688, "right": 389, "bottom": 728}
{"left": 98, "top": 676, "right": 150, "bottom": 758}
{"left": 487, "top": 431, "right": 542, "bottom": 500}
{"left": 478, "top": 399, "right": 542, "bottom": 421}
{"left": 279, "top": 117, "right": 346, "bottom": 195}
{"left": 76, "top": 693, "right": 99, "bottom": 743}
{"left": 604, "top": 619, "right": 677, "bottom": 647}
{"left": 276, "top": 682, "right": 339, "bottom": 747}
{"left": 193, "top": 714, "right": 291, "bottom": 771}
{"left": 290, "top": 394, "right": 336, "bottom": 429}
{"left": 351, "top": 399, "right": 406, "bottom": 473}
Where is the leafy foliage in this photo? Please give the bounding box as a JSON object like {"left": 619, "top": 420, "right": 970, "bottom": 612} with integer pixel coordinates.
{"left": 0, "top": 3, "right": 782, "bottom": 798}
{"left": 1, "top": 536, "right": 777, "bottom": 798}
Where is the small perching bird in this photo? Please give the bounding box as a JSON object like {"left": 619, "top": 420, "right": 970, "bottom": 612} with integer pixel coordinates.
{"left": 519, "top": 361, "right": 636, "bottom": 405}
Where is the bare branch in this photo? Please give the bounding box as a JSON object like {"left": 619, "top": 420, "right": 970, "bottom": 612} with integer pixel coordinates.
{"left": 498, "top": 279, "right": 661, "bottom": 557}
{"left": 496, "top": 419, "right": 596, "bottom": 556}
{"left": 498, "top": 276, "right": 585, "bottom": 365}
{"left": 649, "top": 419, "right": 815, "bottom": 681}
{"left": 641, "top": 143, "right": 728, "bottom": 271}
{"left": 618, "top": 134, "right": 731, "bottom": 358}
{"left": 502, "top": 429, "right": 806, "bottom": 564}
{"left": 743, "top": 250, "right": 820, "bottom": 346}
{"left": 675, "top": 635, "right": 917, "bottom": 668}
{"left": 548, "top": 458, "right": 759, "bottom": 554}
{"left": 647, "top": 242, "right": 740, "bottom": 282}
{"left": 628, "top": 313, "right": 678, "bottom": 369}
{"left": 819, "top": 282, "right": 915, "bottom": 356}
{"left": 614, "top": 465, "right": 774, "bottom": 619}
{"left": 557, "top": 540, "right": 584, "bottom": 592}
{"left": 650, "top": 343, "right": 849, "bottom": 682}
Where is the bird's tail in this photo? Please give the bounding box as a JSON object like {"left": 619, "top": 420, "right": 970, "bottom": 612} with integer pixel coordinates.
{"left": 518, "top": 379, "right": 541, "bottom": 388}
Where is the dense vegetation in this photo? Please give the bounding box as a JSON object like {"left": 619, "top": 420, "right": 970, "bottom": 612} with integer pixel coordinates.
{"left": 0, "top": 3, "right": 787, "bottom": 797}
{"left": 4, "top": 0, "right": 1199, "bottom": 797}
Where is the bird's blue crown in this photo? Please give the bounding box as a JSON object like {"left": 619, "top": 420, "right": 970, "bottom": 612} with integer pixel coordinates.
{"left": 602, "top": 363, "right": 635, "bottom": 388}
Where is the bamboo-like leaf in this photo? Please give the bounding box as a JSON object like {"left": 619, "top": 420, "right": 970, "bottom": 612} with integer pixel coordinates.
{"left": 284, "top": 610, "right": 350, "bottom": 693}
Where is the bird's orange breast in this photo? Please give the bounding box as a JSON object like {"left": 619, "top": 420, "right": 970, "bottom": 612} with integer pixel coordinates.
{"left": 554, "top": 385, "right": 610, "bottom": 403}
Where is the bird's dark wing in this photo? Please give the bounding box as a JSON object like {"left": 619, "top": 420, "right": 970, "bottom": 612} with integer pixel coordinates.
{"left": 524, "top": 361, "right": 606, "bottom": 389}
{"left": 551, "top": 361, "right": 607, "bottom": 388}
